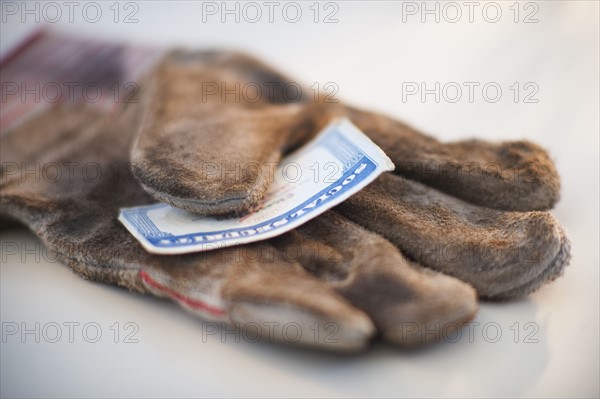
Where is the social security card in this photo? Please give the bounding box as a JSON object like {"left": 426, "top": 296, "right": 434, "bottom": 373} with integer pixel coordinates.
{"left": 119, "top": 118, "right": 394, "bottom": 254}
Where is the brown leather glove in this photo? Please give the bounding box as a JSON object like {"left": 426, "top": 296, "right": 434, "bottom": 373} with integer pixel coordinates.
{"left": 0, "top": 51, "right": 570, "bottom": 352}
{"left": 1, "top": 105, "right": 479, "bottom": 350}
{"left": 130, "top": 51, "right": 570, "bottom": 300}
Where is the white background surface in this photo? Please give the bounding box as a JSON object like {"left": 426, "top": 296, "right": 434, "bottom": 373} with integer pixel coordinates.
{"left": 1, "top": 1, "right": 599, "bottom": 397}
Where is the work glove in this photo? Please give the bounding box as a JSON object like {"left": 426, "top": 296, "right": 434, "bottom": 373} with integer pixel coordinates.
{"left": 0, "top": 51, "right": 571, "bottom": 351}
{"left": 1, "top": 105, "right": 479, "bottom": 351}
{"left": 131, "top": 51, "right": 571, "bottom": 299}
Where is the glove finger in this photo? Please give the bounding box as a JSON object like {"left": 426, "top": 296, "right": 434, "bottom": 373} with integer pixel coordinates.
{"left": 1, "top": 105, "right": 374, "bottom": 351}
{"left": 142, "top": 243, "right": 374, "bottom": 351}
{"left": 341, "top": 106, "right": 561, "bottom": 211}
{"left": 168, "top": 244, "right": 375, "bottom": 351}
{"left": 271, "top": 211, "right": 478, "bottom": 345}
{"left": 131, "top": 50, "right": 318, "bottom": 215}
{"left": 336, "top": 173, "right": 571, "bottom": 300}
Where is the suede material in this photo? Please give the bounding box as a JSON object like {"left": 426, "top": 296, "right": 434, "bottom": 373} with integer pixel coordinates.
{"left": 1, "top": 105, "right": 480, "bottom": 350}
{"left": 0, "top": 50, "right": 572, "bottom": 351}
{"left": 131, "top": 50, "right": 317, "bottom": 215}
{"left": 131, "top": 51, "right": 561, "bottom": 215}
{"left": 336, "top": 174, "right": 570, "bottom": 300}
{"left": 338, "top": 106, "right": 561, "bottom": 212}
{"left": 271, "top": 214, "right": 478, "bottom": 344}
